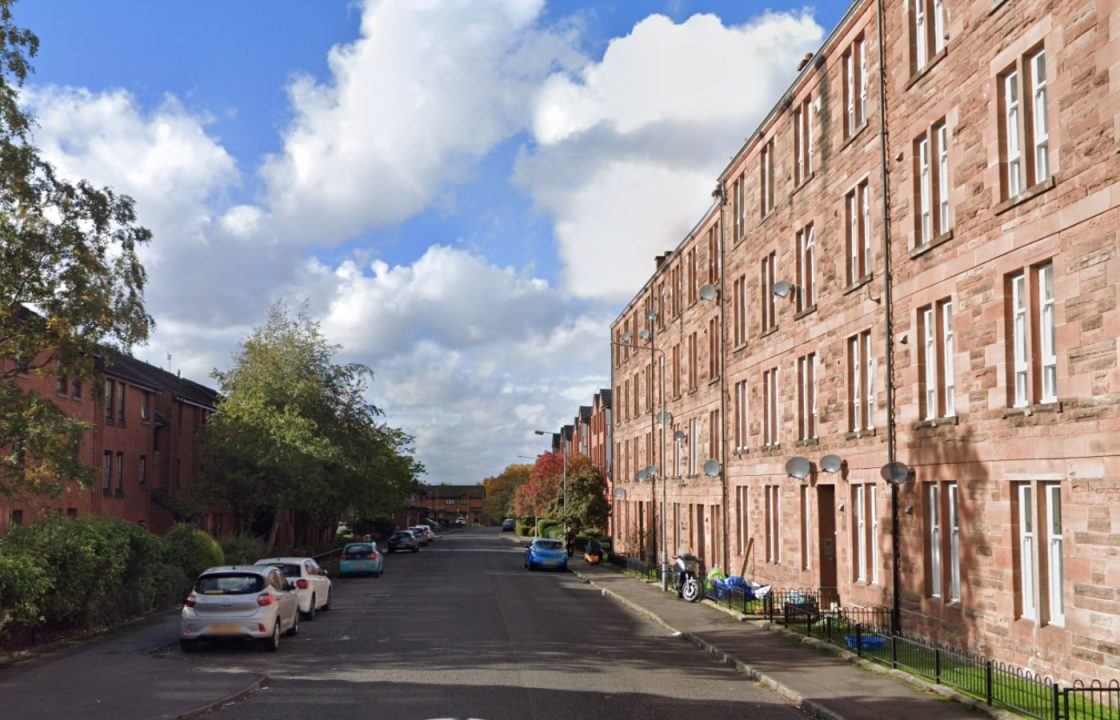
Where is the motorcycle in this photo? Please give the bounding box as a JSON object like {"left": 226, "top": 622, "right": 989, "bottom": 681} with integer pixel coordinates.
{"left": 671, "top": 554, "right": 703, "bottom": 602}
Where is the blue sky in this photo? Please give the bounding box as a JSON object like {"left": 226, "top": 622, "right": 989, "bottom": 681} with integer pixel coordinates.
{"left": 20, "top": 0, "right": 846, "bottom": 483}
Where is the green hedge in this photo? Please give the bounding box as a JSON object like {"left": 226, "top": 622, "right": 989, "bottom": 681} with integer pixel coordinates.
{"left": 219, "top": 532, "right": 269, "bottom": 566}
{"left": 514, "top": 521, "right": 534, "bottom": 537}
{"left": 0, "top": 516, "right": 225, "bottom": 639}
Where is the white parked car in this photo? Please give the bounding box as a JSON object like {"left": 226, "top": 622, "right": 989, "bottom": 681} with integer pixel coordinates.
{"left": 255, "top": 556, "right": 333, "bottom": 620}
{"left": 180, "top": 565, "right": 300, "bottom": 652}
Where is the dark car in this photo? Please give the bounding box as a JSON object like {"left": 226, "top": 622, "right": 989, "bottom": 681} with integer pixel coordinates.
{"left": 501, "top": 519, "right": 515, "bottom": 532}
{"left": 387, "top": 530, "right": 420, "bottom": 553}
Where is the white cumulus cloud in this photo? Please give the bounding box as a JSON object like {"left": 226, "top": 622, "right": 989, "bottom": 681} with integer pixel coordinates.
{"left": 517, "top": 11, "right": 824, "bottom": 301}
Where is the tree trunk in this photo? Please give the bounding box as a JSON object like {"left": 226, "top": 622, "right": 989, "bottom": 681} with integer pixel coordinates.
{"left": 266, "top": 508, "right": 283, "bottom": 550}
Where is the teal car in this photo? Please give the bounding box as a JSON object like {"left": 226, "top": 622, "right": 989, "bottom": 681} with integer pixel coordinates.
{"left": 339, "top": 542, "right": 383, "bottom": 578}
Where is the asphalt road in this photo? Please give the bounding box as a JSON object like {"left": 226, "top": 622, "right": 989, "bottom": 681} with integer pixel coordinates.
{"left": 201, "top": 527, "right": 806, "bottom": 720}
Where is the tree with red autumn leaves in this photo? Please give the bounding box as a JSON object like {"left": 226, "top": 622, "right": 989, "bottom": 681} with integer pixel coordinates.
{"left": 511, "top": 452, "right": 607, "bottom": 529}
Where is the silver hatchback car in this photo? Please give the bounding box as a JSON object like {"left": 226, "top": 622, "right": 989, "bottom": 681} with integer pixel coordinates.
{"left": 180, "top": 565, "right": 301, "bottom": 652}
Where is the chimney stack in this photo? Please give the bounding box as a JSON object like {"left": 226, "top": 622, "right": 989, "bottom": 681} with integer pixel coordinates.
{"left": 655, "top": 253, "right": 666, "bottom": 269}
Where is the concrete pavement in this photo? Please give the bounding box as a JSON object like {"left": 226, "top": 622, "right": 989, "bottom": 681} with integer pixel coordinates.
{"left": 568, "top": 556, "right": 990, "bottom": 720}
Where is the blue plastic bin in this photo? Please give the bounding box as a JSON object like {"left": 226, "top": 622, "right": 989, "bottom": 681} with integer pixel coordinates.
{"left": 844, "top": 634, "right": 886, "bottom": 651}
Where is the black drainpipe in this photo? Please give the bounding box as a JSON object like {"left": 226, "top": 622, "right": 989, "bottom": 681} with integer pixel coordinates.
{"left": 874, "top": 0, "right": 900, "bottom": 635}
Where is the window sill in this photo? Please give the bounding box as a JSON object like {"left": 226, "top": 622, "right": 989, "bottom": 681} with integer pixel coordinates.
{"left": 687, "top": 388, "right": 698, "bottom": 396}
{"left": 731, "top": 342, "right": 749, "bottom": 355}
{"left": 792, "top": 172, "right": 816, "bottom": 196}
{"left": 912, "top": 414, "right": 960, "bottom": 430}
{"left": 795, "top": 438, "right": 820, "bottom": 447}
{"left": 906, "top": 46, "right": 948, "bottom": 90}
{"left": 840, "top": 122, "right": 870, "bottom": 152}
{"left": 760, "top": 208, "right": 777, "bottom": 227}
{"left": 1003, "top": 401, "right": 1062, "bottom": 418}
{"left": 732, "top": 448, "right": 750, "bottom": 457}
{"left": 761, "top": 443, "right": 782, "bottom": 453}
{"left": 760, "top": 326, "right": 779, "bottom": 339}
{"left": 909, "top": 230, "right": 954, "bottom": 259}
{"left": 708, "top": 377, "right": 720, "bottom": 386}
{"left": 843, "top": 274, "right": 873, "bottom": 296}
{"left": 988, "top": 0, "right": 1010, "bottom": 15}
{"left": 794, "top": 304, "right": 817, "bottom": 320}
{"left": 845, "top": 428, "right": 877, "bottom": 440}
{"left": 994, "top": 176, "right": 1057, "bottom": 216}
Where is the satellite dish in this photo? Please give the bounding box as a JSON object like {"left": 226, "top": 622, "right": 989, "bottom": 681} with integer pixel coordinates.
{"left": 880, "top": 461, "right": 912, "bottom": 485}
{"left": 820, "top": 454, "right": 844, "bottom": 474}
{"left": 646, "top": 309, "right": 657, "bottom": 321}
{"left": 772, "top": 280, "right": 792, "bottom": 298}
{"left": 702, "top": 459, "right": 722, "bottom": 477}
{"left": 674, "top": 430, "right": 687, "bottom": 442}
{"left": 785, "top": 456, "right": 812, "bottom": 480}
{"left": 639, "top": 329, "right": 652, "bottom": 341}
{"left": 657, "top": 410, "right": 673, "bottom": 424}
{"left": 622, "top": 331, "right": 632, "bottom": 343}
{"left": 612, "top": 487, "right": 626, "bottom": 499}
{"left": 635, "top": 469, "right": 648, "bottom": 482}
{"left": 699, "top": 283, "right": 717, "bottom": 302}
{"left": 645, "top": 464, "right": 657, "bottom": 478}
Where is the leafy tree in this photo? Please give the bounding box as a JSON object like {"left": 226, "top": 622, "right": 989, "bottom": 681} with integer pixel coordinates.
{"left": 196, "top": 303, "right": 422, "bottom": 547}
{"left": 565, "top": 456, "right": 608, "bottom": 530}
{"left": 0, "top": 1, "right": 152, "bottom": 497}
{"left": 512, "top": 452, "right": 563, "bottom": 521}
{"left": 482, "top": 463, "right": 531, "bottom": 521}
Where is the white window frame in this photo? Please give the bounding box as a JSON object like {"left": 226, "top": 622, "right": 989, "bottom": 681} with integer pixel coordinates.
{"left": 933, "top": 0, "right": 945, "bottom": 54}
{"left": 1046, "top": 483, "right": 1064, "bottom": 625}
{"left": 673, "top": 429, "right": 681, "bottom": 476}
{"left": 768, "top": 486, "right": 781, "bottom": 564}
{"left": 858, "top": 38, "right": 867, "bottom": 124}
{"left": 850, "top": 335, "right": 862, "bottom": 432}
{"left": 919, "top": 137, "right": 932, "bottom": 245}
{"left": 870, "top": 485, "right": 880, "bottom": 584}
{"left": 923, "top": 307, "right": 937, "bottom": 420}
{"left": 845, "top": 51, "right": 856, "bottom": 135}
{"left": 1039, "top": 263, "right": 1057, "bottom": 403}
{"left": 735, "top": 380, "right": 748, "bottom": 451}
{"left": 943, "top": 301, "right": 956, "bottom": 416}
{"left": 1005, "top": 69, "right": 1022, "bottom": 198}
{"left": 860, "top": 182, "right": 871, "bottom": 278}
{"left": 855, "top": 484, "right": 867, "bottom": 582}
{"left": 1012, "top": 273, "right": 1029, "bottom": 407}
{"left": 847, "top": 191, "right": 860, "bottom": 282}
{"left": 864, "top": 332, "right": 874, "bottom": 430}
{"left": 937, "top": 123, "right": 950, "bottom": 233}
{"left": 915, "top": 0, "right": 927, "bottom": 70}
{"left": 948, "top": 482, "right": 960, "bottom": 601}
{"left": 798, "top": 353, "right": 817, "bottom": 440}
{"left": 1031, "top": 50, "right": 1049, "bottom": 184}
{"left": 737, "top": 175, "right": 746, "bottom": 237}
{"left": 929, "top": 483, "right": 942, "bottom": 598}
{"left": 689, "top": 418, "right": 698, "bottom": 475}
{"left": 1018, "top": 483, "right": 1036, "bottom": 620}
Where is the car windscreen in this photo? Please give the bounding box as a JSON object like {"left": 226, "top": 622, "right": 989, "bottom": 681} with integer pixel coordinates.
{"left": 390, "top": 533, "right": 409, "bottom": 540}
{"left": 265, "top": 563, "right": 301, "bottom": 577}
{"left": 534, "top": 540, "right": 563, "bottom": 550}
{"left": 195, "top": 573, "right": 264, "bottom": 595}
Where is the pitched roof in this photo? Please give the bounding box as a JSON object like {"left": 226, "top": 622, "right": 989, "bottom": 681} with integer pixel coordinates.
{"left": 102, "top": 353, "right": 219, "bottom": 409}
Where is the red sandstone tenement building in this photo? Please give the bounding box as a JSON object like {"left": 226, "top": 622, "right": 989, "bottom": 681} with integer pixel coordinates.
{"left": 398, "top": 484, "right": 488, "bottom": 527}
{"left": 611, "top": 0, "right": 1120, "bottom": 685}
{"left": 0, "top": 353, "right": 226, "bottom": 536}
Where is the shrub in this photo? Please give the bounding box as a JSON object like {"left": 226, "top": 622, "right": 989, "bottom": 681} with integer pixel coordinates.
{"left": 165, "top": 524, "right": 224, "bottom": 582}
{"left": 119, "top": 522, "right": 177, "bottom": 618}
{"left": 537, "top": 518, "right": 565, "bottom": 540}
{"left": 219, "top": 532, "right": 269, "bottom": 566}
{"left": 0, "top": 547, "right": 50, "bottom": 636}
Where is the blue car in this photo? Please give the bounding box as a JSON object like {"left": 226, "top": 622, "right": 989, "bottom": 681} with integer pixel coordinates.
{"left": 524, "top": 538, "right": 568, "bottom": 571}
{"left": 339, "top": 542, "right": 384, "bottom": 578}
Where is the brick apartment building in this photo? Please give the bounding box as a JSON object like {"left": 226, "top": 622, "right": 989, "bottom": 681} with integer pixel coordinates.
{"left": 399, "top": 484, "right": 488, "bottom": 527}
{"left": 0, "top": 352, "right": 227, "bottom": 537}
{"left": 612, "top": 0, "right": 1120, "bottom": 684}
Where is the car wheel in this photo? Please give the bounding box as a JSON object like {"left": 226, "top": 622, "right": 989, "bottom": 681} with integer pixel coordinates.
{"left": 302, "top": 594, "right": 316, "bottom": 621}
{"left": 287, "top": 610, "right": 301, "bottom": 636}
{"left": 262, "top": 622, "right": 280, "bottom": 652}
{"left": 180, "top": 639, "right": 198, "bottom": 653}
{"left": 321, "top": 588, "right": 331, "bottom": 611}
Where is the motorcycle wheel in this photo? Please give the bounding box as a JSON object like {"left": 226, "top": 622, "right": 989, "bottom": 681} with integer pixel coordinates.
{"left": 682, "top": 578, "right": 702, "bottom": 603}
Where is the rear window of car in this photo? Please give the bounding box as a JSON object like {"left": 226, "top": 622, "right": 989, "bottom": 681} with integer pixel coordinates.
{"left": 390, "top": 533, "right": 409, "bottom": 539}
{"left": 196, "top": 573, "right": 264, "bottom": 595}
{"left": 534, "top": 540, "right": 563, "bottom": 550}
{"left": 343, "top": 544, "right": 374, "bottom": 558}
